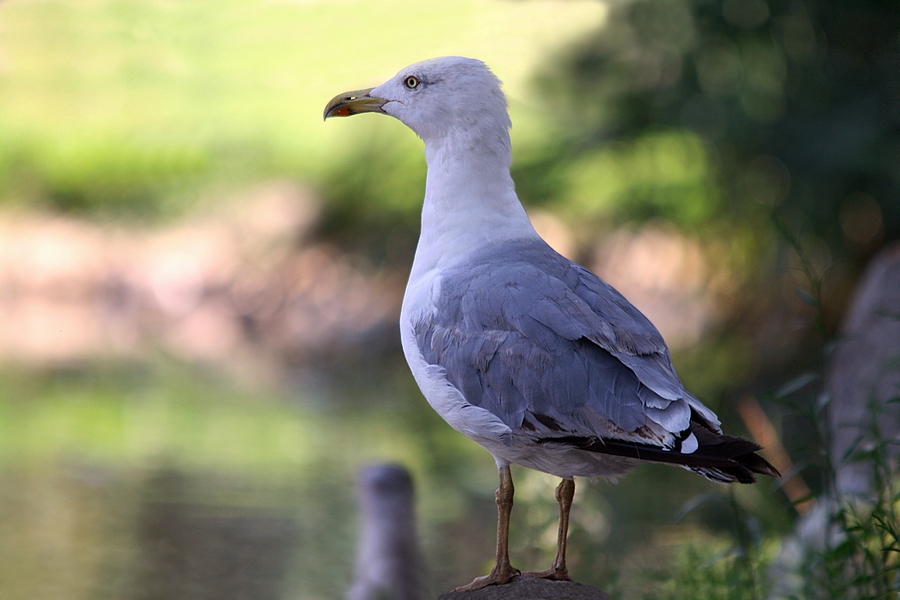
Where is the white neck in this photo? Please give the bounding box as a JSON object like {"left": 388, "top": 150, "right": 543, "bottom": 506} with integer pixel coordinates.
{"left": 410, "top": 132, "right": 537, "bottom": 279}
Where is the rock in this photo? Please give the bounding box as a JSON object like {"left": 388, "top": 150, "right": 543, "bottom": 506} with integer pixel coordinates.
{"left": 826, "top": 243, "right": 900, "bottom": 495}
{"left": 438, "top": 577, "right": 610, "bottom": 600}
{"left": 768, "top": 243, "right": 900, "bottom": 598}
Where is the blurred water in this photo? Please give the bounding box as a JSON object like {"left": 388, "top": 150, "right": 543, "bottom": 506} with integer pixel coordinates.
{"left": 0, "top": 413, "right": 359, "bottom": 600}
{"left": 0, "top": 360, "right": 758, "bottom": 600}
{"left": 0, "top": 360, "right": 506, "bottom": 600}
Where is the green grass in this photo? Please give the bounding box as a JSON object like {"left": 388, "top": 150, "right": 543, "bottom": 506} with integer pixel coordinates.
{"left": 790, "top": 396, "right": 900, "bottom": 600}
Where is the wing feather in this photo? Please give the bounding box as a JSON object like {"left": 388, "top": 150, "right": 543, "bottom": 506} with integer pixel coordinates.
{"left": 415, "top": 239, "right": 719, "bottom": 445}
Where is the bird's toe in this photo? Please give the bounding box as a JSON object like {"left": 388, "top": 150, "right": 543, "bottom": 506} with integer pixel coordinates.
{"left": 453, "top": 564, "right": 520, "bottom": 592}
{"left": 520, "top": 566, "right": 571, "bottom": 581}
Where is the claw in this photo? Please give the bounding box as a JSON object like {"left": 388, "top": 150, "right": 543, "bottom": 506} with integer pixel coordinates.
{"left": 454, "top": 564, "right": 520, "bottom": 592}
{"left": 520, "top": 566, "right": 571, "bottom": 582}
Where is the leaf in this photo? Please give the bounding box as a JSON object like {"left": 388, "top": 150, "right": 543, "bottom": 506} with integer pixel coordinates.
{"left": 789, "top": 493, "right": 816, "bottom": 508}
{"left": 775, "top": 372, "right": 819, "bottom": 398}
{"left": 674, "top": 493, "right": 723, "bottom": 521}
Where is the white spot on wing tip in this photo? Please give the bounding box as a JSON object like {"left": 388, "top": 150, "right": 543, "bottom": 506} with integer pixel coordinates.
{"left": 681, "top": 432, "right": 698, "bottom": 454}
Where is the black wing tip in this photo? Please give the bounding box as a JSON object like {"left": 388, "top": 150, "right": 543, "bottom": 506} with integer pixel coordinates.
{"left": 688, "top": 427, "right": 781, "bottom": 484}
{"left": 693, "top": 450, "right": 781, "bottom": 484}
{"left": 742, "top": 450, "right": 781, "bottom": 479}
{"left": 541, "top": 432, "right": 781, "bottom": 484}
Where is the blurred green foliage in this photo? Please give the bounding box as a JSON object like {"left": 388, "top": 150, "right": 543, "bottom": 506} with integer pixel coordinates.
{"left": 0, "top": 0, "right": 605, "bottom": 220}
{"left": 2, "top": 0, "right": 896, "bottom": 262}
{"left": 530, "top": 0, "right": 899, "bottom": 258}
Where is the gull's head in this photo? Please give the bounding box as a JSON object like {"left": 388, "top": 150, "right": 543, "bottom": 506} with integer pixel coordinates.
{"left": 324, "top": 57, "right": 510, "bottom": 147}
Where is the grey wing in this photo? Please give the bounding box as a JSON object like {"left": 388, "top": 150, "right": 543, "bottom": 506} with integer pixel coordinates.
{"left": 414, "top": 240, "right": 720, "bottom": 446}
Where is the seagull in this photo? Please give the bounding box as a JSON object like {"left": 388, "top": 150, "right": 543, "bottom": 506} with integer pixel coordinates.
{"left": 324, "top": 56, "right": 779, "bottom": 592}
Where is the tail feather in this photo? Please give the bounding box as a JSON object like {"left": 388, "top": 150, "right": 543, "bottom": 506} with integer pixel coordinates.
{"left": 540, "top": 423, "right": 781, "bottom": 484}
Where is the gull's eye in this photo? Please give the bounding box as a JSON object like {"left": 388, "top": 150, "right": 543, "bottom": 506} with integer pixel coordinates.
{"left": 404, "top": 76, "right": 420, "bottom": 90}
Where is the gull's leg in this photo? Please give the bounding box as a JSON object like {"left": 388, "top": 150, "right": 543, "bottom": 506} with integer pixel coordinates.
{"left": 522, "top": 477, "right": 575, "bottom": 581}
{"left": 454, "top": 464, "right": 519, "bottom": 591}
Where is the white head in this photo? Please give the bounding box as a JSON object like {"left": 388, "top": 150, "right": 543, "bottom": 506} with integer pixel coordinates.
{"left": 324, "top": 57, "right": 511, "bottom": 152}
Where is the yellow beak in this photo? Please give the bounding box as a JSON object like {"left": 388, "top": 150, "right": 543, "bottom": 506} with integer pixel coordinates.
{"left": 323, "top": 87, "right": 387, "bottom": 120}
